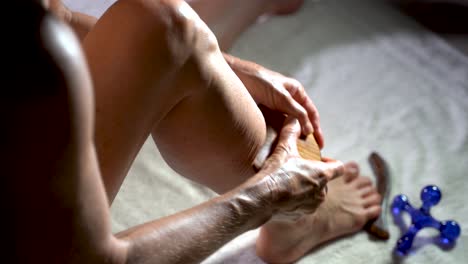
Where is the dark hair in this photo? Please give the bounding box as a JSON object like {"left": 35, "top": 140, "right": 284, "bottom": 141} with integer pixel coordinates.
{"left": 5, "top": 0, "right": 66, "bottom": 98}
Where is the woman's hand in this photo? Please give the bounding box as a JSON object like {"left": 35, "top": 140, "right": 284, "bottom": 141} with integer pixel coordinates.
{"left": 241, "top": 117, "right": 343, "bottom": 221}
{"left": 47, "top": 0, "right": 73, "bottom": 22}
{"left": 224, "top": 53, "right": 324, "bottom": 149}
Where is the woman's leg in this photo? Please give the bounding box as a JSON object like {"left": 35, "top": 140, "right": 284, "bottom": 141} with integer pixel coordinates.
{"left": 85, "top": 1, "right": 381, "bottom": 263}
{"left": 149, "top": 0, "right": 307, "bottom": 192}
{"left": 84, "top": 0, "right": 266, "bottom": 202}
{"left": 74, "top": 0, "right": 304, "bottom": 199}
{"left": 186, "top": 0, "right": 305, "bottom": 50}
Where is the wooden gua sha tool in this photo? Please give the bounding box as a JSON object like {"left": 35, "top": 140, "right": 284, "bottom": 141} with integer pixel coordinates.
{"left": 364, "top": 152, "right": 391, "bottom": 240}
{"left": 254, "top": 105, "right": 321, "bottom": 167}
{"left": 258, "top": 106, "right": 389, "bottom": 239}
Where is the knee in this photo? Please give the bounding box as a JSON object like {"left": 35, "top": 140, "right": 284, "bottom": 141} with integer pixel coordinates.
{"left": 118, "top": 0, "right": 219, "bottom": 64}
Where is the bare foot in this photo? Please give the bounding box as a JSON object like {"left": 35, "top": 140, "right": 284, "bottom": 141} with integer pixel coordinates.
{"left": 256, "top": 163, "right": 382, "bottom": 264}
{"left": 269, "top": 0, "right": 305, "bottom": 15}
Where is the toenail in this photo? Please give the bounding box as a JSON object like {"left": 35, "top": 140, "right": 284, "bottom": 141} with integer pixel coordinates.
{"left": 348, "top": 166, "right": 358, "bottom": 175}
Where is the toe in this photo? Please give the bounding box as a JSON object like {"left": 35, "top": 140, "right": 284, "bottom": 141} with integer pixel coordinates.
{"left": 352, "top": 211, "right": 369, "bottom": 230}
{"left": 365, "top": 205, "right": 382, "bottom": 220}
{"left": 343, "top": 162, "right": 360, "bottom": 182}
{"left": 363, "top": 193, "right": 381, "bottom": 208}
{"left": 354, "top": 176, "right": 373, "bottom": 188}
{"left": 359, "top": 185, "right": 375, "bottom": 198}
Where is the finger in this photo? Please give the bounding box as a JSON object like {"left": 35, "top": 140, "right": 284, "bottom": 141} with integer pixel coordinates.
{"left": 301, "top": 97, "right": 323, "bottom": 148}
{"left": 279, "top": 94, "right": 312, "bottom": 136}
{"left": 285, "top": 81, "right": 324, "bottom": 149}
{"left": 307, "top": 101, "right": 324, "bottom": 150}
{"left": 271, "top": 116, "right": 301, "bottom": 160}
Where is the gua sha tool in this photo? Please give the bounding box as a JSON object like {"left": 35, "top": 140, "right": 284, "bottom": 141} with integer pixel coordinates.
{"left": 391, "top": 185, "right": 461, "bottom": 255}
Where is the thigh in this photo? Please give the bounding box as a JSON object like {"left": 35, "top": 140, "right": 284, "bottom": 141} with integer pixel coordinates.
{"left": 84, "top": 0, "right": 266, "bottom": 201}
{"left": 83, "top": 0, "right": 191, "bottom": 202}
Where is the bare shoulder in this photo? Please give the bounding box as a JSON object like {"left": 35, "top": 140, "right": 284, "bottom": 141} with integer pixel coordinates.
{"left": 3, "top": 1, "right": 93, "bottom": 168}
{"left": 1, "top": 2, "right": 114, "bottom": 263}
{"left": 5, "top": 0, "right": 92, "bottom": 110}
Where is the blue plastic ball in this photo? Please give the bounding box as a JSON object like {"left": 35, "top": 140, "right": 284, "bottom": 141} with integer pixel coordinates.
{"left": 440, "top": 221, "right": 461, "bottom": 244}
{"left": 421, "top": 185, "right": 441, "bottom": 206}
{"left": 397, "top": 235, "right": 412, "bottom": 255}
{"left": 392, "top": 195, "right": 408, "bottom": 214}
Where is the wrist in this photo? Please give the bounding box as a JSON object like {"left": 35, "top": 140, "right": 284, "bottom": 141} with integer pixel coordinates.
{"left": 224, "top": 55, "right": 263, "bottom": 100}
{"left": 224, "top": 53, "right": 261, "bottom": 76}
{"left": 224, "top": 182, "right": 273, "bottom": 229}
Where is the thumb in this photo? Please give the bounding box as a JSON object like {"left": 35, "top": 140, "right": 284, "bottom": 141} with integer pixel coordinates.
{"left": 272, "top": 117, "right": 301, "bottom": 160}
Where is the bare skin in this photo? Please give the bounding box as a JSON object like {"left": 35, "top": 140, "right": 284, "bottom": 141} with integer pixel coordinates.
{"left": 7, "top": 2, "right": 343, "bottom": 263}
{"left": 186, "top": 0, "right": 305, "bottom": 50}
{"left": 9, "top": 0, "right": 382, "bottom": 263}
{"left": 257, "top": 164, "right": 382, "bottom": 263}
{"left": 48, "top": 0, "right": 323, "bottom": 203}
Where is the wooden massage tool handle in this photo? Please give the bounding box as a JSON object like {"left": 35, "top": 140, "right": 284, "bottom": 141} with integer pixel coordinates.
{"left": 363, "top": 152, "right": 391, "bottom": 240}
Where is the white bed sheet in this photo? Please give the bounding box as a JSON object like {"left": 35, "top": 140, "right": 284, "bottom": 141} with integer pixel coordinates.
{"left": 65, "top": 0, "right": 468, "bottom": 263}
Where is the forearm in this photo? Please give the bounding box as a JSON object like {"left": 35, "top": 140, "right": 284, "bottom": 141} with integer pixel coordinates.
{"left": 116, "top": 188, "right": 270, "bottom": 264}
{"left": 223, "top": 53, "right": 261, "bottom": 74}
{"left": 223, "top": 53, "right": 264, "bottom": 98}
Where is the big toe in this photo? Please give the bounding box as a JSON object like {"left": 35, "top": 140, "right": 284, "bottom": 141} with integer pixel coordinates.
{"left": 344, "top": 162, "right": 360, "bottom": 182}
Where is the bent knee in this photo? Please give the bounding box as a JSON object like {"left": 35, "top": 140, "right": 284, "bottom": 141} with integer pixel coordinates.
{"left": 116, "top": 0, "right": 219, "bottom": 64}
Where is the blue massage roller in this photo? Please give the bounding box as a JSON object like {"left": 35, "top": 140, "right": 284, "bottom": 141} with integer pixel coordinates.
{"left": 391, "top": 185, "right": 461, "bottom": 255}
